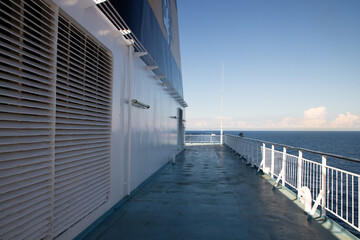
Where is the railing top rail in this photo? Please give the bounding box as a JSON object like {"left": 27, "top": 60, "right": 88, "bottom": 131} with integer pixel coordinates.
{"left": 185, "top": 134, "right": 220, "bottom": 136}
{"left": 224, "top": 134, "right": 360, "bottom": 163}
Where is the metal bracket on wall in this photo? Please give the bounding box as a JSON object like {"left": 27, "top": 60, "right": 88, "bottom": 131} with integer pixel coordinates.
{"left": 146, "top": 65, "right": 158, "bottom": 71}
{"left": 133, "top": 51, "right": 148, "bottom": 58}
{"left": 132, "top": 99, "right": 150, "bottom": 109}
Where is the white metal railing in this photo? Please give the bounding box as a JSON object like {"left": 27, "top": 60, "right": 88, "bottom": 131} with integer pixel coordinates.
{"left": 185, "top": 134, "right": 221, "bottom": 144}
{"left": 224, "top": 134, "right": 360, "bottom": 233}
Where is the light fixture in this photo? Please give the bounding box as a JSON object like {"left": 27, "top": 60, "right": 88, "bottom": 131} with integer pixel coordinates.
{"left": 111, "top": 29, "right": 131, "bottom": 38}
{"left": 120, "top": 29, "right": 131, "bottom": 35}
{"left": 94, "top": 0, "right": 106, "bottom": 4}
{"left": 83, "top": 0, "right": 106, "bottom": 8}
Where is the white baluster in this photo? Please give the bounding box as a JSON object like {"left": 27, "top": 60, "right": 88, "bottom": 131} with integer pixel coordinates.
{"left": 271, "top": 144, "right": 275, "bottom": 178}
{"left": 262, "top": 143, "right": 266, "bottom": 171}
{"left": 282, "top": 147, "right": 287, "bottom": 186}
{"left": 297, "top": 150, "right": 303, "bottom": 197}
{"left": 321, "top": 155, "right": 327, "bottom": 216}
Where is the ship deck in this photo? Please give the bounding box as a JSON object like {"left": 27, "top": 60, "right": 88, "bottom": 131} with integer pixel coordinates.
{"left": 83, "top": 145, "right": 341, "bottom": 240}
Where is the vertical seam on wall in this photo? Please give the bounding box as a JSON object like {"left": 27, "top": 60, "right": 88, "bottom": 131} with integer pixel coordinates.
{"left": 127, "top": 45, "right": 133, "bottom": 195}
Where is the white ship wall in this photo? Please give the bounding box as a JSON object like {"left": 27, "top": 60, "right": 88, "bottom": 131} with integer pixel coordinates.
{"left": 55, "top": 1, "right": 185, "bottom": 239}
{"left": 0, "top": 0, "right": 185, "bottom": 239}
{"left": 54, "top": 1, "right": 185, "bottom": 239}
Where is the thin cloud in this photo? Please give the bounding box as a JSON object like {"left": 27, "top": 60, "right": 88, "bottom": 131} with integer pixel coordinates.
{"left": 187, "top": 107, "right": 360, "bottom": 130}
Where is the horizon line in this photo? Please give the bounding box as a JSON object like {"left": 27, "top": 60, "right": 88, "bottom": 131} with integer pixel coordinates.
{"left": 186, "top": 129, "right": 360, "bottom": 132}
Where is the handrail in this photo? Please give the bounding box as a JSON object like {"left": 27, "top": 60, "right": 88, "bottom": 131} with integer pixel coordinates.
{"left": 185, "top": 134, "right": 221, "bottom": 144}
{"left": 224, "top": 134, "right": 360, "bottom": 163}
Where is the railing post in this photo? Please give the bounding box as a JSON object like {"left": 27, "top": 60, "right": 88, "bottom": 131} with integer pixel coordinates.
{"left": 241, "top": 137, "right": 244, "bottom": 156}
{"left": 237, "top": 136, "right": 240, "bottom": 154}
{"left": 239, "top": 137, "right": 241, "bottom": 155}
{"left": 245, "top": 139, "right": 248, "bottom": 162}
{"left": 248, "top": 140, "right": 252, "bottom": 164}
{"left": 262, "top": 143, "right": 266, "bottom": 171}
{"left": 282, "top": 147, "right": 286, "bottom": 186}
{"left": 256, "top": 141, "right": 259, "bottom": 167}
{"left": 271, "top": 144, "right": 275, "bottom": 178}
{"left": 244, "top": 138, "right": 246, "bottom": 158}
{"left": 243, "top": 138, "right": 245, "bottom": 157}
{"left": 247, "top": 140, "right": 251, "bottom": 164}
{"left": 244, "top": 138, "right": 247, "bottom": 159}
{"left": 321, "top": 155, "right": 327, "bottom": 216}
{"left": 297, "top": 150, "right": 302, "bottom": 197}
{"left": 251, "top": 141, "right": 255, "bottom": 167}
{"left": 252, "top": 141, "right": 255, "bottom": 167}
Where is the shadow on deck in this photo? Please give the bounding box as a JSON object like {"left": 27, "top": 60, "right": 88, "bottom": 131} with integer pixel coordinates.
{"left": 83, "top": 145, "right": 340, "bottom": 240}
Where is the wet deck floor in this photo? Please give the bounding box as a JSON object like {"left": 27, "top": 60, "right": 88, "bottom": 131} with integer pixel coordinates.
{"left": 84, "top": 145, "right": 339, "bottom": 240}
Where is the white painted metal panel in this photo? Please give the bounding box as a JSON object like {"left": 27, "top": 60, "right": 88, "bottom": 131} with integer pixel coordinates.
{"left": 53, "top": 12, "right": 113, "bottom": 238}
{"left": 129, "top": 56, "right": 179, "bottom": 190}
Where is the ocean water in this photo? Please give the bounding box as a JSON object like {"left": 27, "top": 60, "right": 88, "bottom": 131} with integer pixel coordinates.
{"left": 186, "top": 131, "right": 360, "bottom": 173}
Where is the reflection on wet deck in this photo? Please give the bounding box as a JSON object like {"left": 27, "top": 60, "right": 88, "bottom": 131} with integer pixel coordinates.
{"left": 84, "top": 145, "right": 341, "bottom": 240}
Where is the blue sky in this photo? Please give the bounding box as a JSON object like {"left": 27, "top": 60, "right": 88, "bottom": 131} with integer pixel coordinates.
{"left": 177, "top": 0, "right": 360, "bottom": 130}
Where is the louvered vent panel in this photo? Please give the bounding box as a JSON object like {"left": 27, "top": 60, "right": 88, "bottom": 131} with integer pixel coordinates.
{"left": 0, "top": 0, "right": 56, "bottom": 239}
{"left": 53, "top": 13, "right": 112, "bottom": 237}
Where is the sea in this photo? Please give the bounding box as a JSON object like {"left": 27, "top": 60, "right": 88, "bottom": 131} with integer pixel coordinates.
{"left": 186, "top": 131, "right": 360, "bottom": 173}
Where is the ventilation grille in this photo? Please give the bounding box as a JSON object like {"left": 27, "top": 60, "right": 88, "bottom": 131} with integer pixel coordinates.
{"left": 0, "top": 1, "right": 113, "bottom": 239}
{"left": 53, "top": 13, "right": 113, "bottom": 237}
{"left": 0, "top": 0, "right": 56, "bottom": 239}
